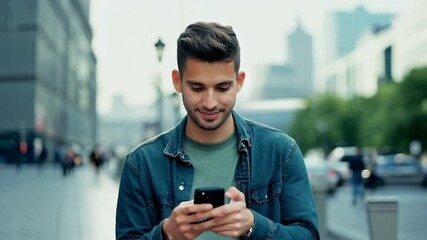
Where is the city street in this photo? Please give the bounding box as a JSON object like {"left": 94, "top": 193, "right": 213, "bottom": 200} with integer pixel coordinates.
{"left": 1, "top": 163, "right": 427, "bottom": 240}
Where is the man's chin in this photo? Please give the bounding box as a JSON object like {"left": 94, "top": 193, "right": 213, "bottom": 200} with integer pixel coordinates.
{"left": 198, "top": 122, "right": 221, "bottom": 131}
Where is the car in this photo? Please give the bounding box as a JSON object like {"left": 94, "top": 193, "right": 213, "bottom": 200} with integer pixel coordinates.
{"left": 305, "top": 157, "right": 340, "bottom": 193}
{"left": 367, "top": 153, "right": 427, "bottom": 187}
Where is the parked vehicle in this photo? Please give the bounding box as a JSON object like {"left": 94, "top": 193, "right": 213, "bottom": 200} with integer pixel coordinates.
{"left": 366, "top": 153, "right": 427, "bottom": 187}
{"left": 305, "top": 157, "right": 340, "bottom": 193}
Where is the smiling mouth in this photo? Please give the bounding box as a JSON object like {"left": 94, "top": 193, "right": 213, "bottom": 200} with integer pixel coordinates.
{"left": 200, "top": 111, "right": 220, "bottom": 120}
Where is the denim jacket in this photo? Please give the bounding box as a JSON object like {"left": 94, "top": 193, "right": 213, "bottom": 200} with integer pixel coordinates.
{"left": 116, "top": 111, "right": 319, "bottom": 240}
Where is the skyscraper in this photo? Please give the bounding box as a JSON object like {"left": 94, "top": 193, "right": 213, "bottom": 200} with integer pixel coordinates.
{"left": 326, "top": 5, "right": 395, "bottom": 59}
{"left": 260, "top": 20, "right": 314, "bottom": 99}
{"left": 0, "top": 0, "right": 97, "bottom": 164}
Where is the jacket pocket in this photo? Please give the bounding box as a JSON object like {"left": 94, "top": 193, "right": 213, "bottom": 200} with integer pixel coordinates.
{"left": 146, "top": 195, "right": 174, "bottom": 219}
{"left": 250, "top": 180, "right": 282, "bottom": 204}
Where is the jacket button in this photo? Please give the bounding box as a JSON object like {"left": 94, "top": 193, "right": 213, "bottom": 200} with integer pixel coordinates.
{"left": 179, "top": 185, "right": 184, "bottom": 191}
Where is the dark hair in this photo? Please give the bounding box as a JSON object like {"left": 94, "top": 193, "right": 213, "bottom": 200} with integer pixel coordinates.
{"left": 176, "top": 21, "right": 240, "bottom": 75}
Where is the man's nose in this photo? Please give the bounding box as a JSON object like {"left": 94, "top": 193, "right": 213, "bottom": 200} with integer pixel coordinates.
{"left": 202, "top": 90, "right": 218, "bottom": 110}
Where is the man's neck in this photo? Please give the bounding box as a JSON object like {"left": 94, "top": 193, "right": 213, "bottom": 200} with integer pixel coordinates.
{"left": 185, "top": 116, "right": 235, "bottom": 144}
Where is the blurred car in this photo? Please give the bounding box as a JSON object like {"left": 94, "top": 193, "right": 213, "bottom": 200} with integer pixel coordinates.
{"left": 367, "top": 153, "right": 427, "bottom": 187}
{"left": 326, "top": 146, "right": 358, "bottom": 186}
{"left": 305, "top": 157, "right": 340, "bottom": 193}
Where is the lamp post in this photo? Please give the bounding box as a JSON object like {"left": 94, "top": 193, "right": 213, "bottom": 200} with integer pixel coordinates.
{"left": 154, "top": 38, "right": 165, "bottom": 132}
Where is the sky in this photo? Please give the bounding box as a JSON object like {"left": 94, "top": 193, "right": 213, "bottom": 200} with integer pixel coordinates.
{"left": 90, "top": 0, "right": 416, "bottom": 114}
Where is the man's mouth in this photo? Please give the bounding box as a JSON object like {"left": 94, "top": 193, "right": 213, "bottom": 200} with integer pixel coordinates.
{"left": 200, "top": 111, "right": 220, "bottom": 120}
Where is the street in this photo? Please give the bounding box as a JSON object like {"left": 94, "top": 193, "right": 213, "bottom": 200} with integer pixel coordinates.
{"left": 1, "top": 163, "right": 426, "bottom": 240}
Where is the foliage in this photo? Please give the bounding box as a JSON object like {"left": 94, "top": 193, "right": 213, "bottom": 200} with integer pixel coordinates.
{"left": 290, "top": 66, "right": 427, "bottom": 156}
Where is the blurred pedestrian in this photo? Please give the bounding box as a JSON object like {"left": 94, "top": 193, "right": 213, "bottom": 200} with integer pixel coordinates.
{"left": 349, "top": 147, "right": 366, "bottom": 205}
{"left": 89, "top": 146, "right": 104, "bottom": 175}
{"left": 37, "top": 145, "right": 48, "bottom": 169}
{"left": 62, "top": 146, "right": 76, "bottom": 176}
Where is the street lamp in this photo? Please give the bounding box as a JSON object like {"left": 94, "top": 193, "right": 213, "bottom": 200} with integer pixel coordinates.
{"left": 154, "top": 38, "right": 165, "bottom": 62}
{"left": 154, "top": 38, "right": 165, "bottom": 132}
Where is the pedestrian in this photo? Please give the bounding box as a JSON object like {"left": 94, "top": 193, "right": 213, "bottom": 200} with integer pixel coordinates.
{"left": 89, "top": 146, "right": 104, "bottom": 175}
{"left": 61, "top": 146, "right": 75, "bottom": 176}
{"left": 349, "top": 147, "right": 366, "bottom": 205}
{"left": 37, "top": 145, "right": 48, "bottom": 169}
{"left": 116, "top": 21, "right": 319, "bottom": 240}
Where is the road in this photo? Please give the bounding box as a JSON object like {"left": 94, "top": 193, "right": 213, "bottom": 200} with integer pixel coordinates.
{"left": 1, "top": 163, "right": 426, "bottom": 240}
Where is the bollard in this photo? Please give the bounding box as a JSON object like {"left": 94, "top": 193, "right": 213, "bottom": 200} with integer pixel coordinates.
{"left": 365, "top": 196, "right": 398, "bottom": 240}
{"left": 311, "top": 175, "right": 328, "bottom": 240}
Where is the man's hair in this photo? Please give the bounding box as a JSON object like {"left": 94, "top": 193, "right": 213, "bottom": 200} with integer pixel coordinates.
{"left": 176, "top": 21, "right": 240, "bottom": 75}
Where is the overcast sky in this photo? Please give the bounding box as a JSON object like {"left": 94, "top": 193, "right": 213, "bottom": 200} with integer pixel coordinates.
{"left": 90, "top": 0, "right": 416, "bottom": 114}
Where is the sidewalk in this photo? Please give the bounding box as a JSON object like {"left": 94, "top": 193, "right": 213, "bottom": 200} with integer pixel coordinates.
{"left": 326, "top": 184, "right": 427, "bottom": 240}
{"left": 0, "top": 164, "right": 118, "bottom": 240}
{"left": 3, "top": 163, "right": 424, "bottom": 240}
{"left": 327, "top": 186, "right": 370, "bottom": 240}
{"left": 0, "top": 163, "right": 354, "bottom": 240}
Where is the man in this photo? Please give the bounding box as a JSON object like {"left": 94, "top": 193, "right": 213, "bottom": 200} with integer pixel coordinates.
{"left": 349, "top": 147, "right": 365, "bottom": 205}
{"left": 116, "top": 21, "right": 319, "bottom": 240}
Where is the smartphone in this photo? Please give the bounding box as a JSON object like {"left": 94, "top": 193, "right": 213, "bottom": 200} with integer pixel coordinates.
{"left": 194, "top": 186, "right": 224, "bottom": 208}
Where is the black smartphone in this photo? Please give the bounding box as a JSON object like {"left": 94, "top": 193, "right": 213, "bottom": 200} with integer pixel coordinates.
{"left": 194, "top": 186, "right": 224, "bottom": 208}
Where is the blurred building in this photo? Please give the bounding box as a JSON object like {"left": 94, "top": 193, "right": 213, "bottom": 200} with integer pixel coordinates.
{"left": 318, "top": 2, "right": 427, "bottom": 99}
{"left": 0, "top": 0, "right": 96, "bottom": 164}
{"left": 324, "top": 5, "right": 395, "bottom": 60}
{"left": 238, "top": 21, "right": 312, "bottom": 133}
{"left": 259, "top": 20, "right": 314, "bottom": 99}
{"left": 98, "top": 95, "right": 146, "bottom": 151}
{"left": 99, "top": 93, "right": 182, "bottom": 152}
{"left": 236, "top": 98, "right": 307, "bottom": 133}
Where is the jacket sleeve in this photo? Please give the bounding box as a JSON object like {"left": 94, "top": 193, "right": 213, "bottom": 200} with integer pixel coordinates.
{"left": 249, "top": 139, "right": 320, "bottom": 240}
{"left": 115, "top": 154, "right": 165, "bottom": 240}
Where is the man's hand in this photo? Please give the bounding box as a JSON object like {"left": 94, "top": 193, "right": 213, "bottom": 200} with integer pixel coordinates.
{"left": 191, "top": 187, "right": 254, "bottom": 238}
{"left": 162, "top": 200, "right": 213, "bottom": 240}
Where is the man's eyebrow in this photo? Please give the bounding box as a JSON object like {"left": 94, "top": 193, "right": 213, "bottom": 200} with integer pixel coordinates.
{"left": 186, "top": 80, "right": 234, "bottom": 85}
{"left": 217, "top": 80, "right": 234, "bottom": 85}
{"left": 186, "top": 80, "right": 203, "bottom": 85}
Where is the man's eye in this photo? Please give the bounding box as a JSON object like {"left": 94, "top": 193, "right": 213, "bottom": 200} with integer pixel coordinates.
{"left": 218, "top": 86, "right": 231, "bottom": 92}
{"left": 191, "top": 87, "right": 203, "bottom": 92}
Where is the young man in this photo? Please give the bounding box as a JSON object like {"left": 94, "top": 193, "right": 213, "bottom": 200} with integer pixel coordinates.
{"left": 116, "top": 21, "right": 319, "bottom": 240}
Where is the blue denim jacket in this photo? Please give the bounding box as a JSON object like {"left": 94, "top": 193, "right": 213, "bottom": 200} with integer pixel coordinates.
{"left": 116, "top": 111, "right": 319, "bottom": 240}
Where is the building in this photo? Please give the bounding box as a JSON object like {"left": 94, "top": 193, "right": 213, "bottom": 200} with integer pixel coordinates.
{"left": 98, "top": 95, "right": 148, "bottom": 151}
{"left": 324, "top": 5, "right": 395, "bottom": 60}
{"left": 238, "top": 21, "right": 313, "bottom": 132}
{"left": 259, "top": 20, "right": 314, "bottom": 99}
{"left": 318, "top": 2, "right": 427, "bottom": 99}
{"left": 236, "top": 98, "right": 307, "bottom": 133}
{"left": 0, "top": 0, "right": 97, "bottom": 164}
{"left": 99, "top": 93, "right": 182, "bottom": 152}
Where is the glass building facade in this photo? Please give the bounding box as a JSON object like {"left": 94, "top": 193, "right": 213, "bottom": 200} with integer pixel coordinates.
{"left": 0, "top": 0, "right": 96, "bottom": 164}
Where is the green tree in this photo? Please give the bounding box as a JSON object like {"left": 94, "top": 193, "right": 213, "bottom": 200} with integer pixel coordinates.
{"left": 290, "top": 65, "right": 427, "bottom": 156}
{"left": 393, "top": 66, "right": 427, "bottom": 153}
{"left": 289, "top": 95, "right": 345, "bottom": 155}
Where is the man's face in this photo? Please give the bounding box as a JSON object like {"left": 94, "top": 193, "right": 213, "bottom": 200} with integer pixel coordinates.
{"left": 172, "top": 58, "right": 245, "bottom": 132}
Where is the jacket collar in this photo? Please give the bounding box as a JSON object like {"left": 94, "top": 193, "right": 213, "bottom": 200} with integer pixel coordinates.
{"left": 164, "top": 110, "right": 251, "bottom": 158}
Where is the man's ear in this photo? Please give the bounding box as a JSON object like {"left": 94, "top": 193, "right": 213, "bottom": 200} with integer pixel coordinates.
{"left": 172, "top": 70, "right": 182, "bottom": 93}
{"left": 236, "top": 71, "right": 246, "bottom": 92}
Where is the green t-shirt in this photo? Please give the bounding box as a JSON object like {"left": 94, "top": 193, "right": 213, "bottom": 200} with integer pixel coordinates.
{"left": 185, "top": 134, "right": 239, "bottom": 240}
